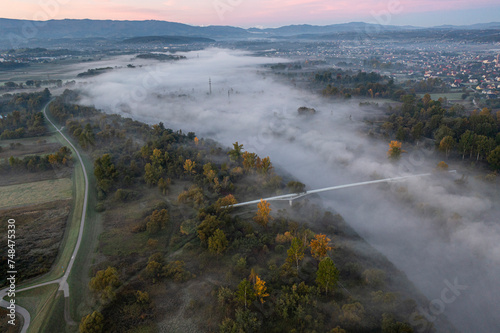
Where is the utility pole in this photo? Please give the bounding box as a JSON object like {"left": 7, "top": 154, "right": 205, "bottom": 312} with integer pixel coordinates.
{"left": 209, "top": 77, "right": 212, "bottom": 95}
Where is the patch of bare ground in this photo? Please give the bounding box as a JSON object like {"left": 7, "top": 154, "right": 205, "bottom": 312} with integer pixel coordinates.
{"left": 0, "top": 200, "right": 71, "bottom": 286}
{"left": 0, "top": 167, "right": 72, "bottom": 186}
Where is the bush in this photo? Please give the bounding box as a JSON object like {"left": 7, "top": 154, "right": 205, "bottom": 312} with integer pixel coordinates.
{"left": 95, "top": 203, "right": 106, "bottom": 212}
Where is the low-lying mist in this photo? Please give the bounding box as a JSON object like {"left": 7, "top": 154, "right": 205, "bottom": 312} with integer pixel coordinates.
{"left": 76, "top": 48, "right": 499, "bottom": 332}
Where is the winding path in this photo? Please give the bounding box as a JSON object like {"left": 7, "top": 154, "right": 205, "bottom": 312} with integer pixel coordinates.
{"left": 1, "top": 99, "right": 89, "bottom": 332}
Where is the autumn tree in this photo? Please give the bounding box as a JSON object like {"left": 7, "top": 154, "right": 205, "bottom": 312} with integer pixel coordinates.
{"left": 214, "top": 194, "right": 238, "bottom": 212}
{"left": 287, "top": 237, "right": 305, "bottom": 272}
{"left": 79, "top": 311, "right": 104, "bottom": 333}
{"left": 439, "top": 135, "right": 455, "bottom": 158}
{"left": 254, "top": 199, "right": 272, "bottom": 227}
{"left": 387, "top": 141, "right": 406, "bottom": 160}
{"left": 316, "top": 257, "right": 339, "bottom": 295}
{"left": 236, "top": 279, "right": 255, "bottom": 309}
{"left": 183, "top": 159, "right": 196, "bottom": 175}
{"left": 436, "top": 161, "right": 449, "bottom": 170}
{"left": 145, "top": 209, "right": 169, "bottom": 234}
{"left": 208, "top": 229, "right": 228, "bottom": 255}
{"left": 242, "top": 151, "right": 257, "bottom": 171}
{"left": 89, "top": 266, "right": 121, "bottom": 303}
{"left": 310, "top": 234, "right": 333, "bottom": 261}
{"left": 253, "top": 275, "right": 269, "bottom": 304}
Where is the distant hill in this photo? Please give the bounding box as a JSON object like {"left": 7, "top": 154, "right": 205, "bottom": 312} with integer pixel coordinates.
{"left": 0, "top": 18, "right": 499, "bottom": 47}
{"left": 0, "top": 18, "right": 249, "bottom": 42}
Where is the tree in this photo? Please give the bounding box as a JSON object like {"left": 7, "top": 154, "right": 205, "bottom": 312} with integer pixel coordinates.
{"left": 144, "top": 162, "right": 163, "bottom": 185}
{"left": 316, "top": 257, "right": 339, "bottom": 295}
{"left": 197, "top": 215, "right": 220, "bottom": 243}
{"left": 387, "top": 141, "right": 406, "bottom": 160}
{"left": 236, "top": 279, "right": 255, "bottom": 309}
{"left": 242, "top": 151, "right": 257, "bottom": 171}
{"left": 487, "top": 146, "right": 500, "bottom": 170}
{"left": 436, "top": 161, "right": 449, "bottom": 170}
{"left": 439, "top": 135, "right": 455, "bottom": 158}
{"left": 145, "top": 209, "right": 169, "bottom": 234}
{"left": 253, "top": 275, "right": 269, "bottom": 304}
{"left": 254, "top": 199, "right": 271, "bottom": 227}
{"left": 228, "top": 142, "right": 243, "bottom": 162}
{"left": 214, "top": 194, "right": 238, "bottom": 212}
{"left": 458, "top": 130, "right": 474, "bottom": 159}
{"left": 183, "top": 159, "right": 196, "bottom": 175}
{"left": 94, "top": 154, "right": 117, "bottom": 193}
{"left": 287, "top": 181, "right": 305, "bottom": 193}
{"left": 287, "top": 237, "right": 305, "bottom": 272}
{"left": 339, "top": 302, "right": 365, "bottom": 327}
{"left": 79, "top": 311, "right": 104, "bottom": 333}
{"left": 310, "top": 234, "right": 333, "bottom": 261}
{"left": 208, "top": 229, "right": 228, "bottom": 255}
{"left": 258, "top": 156, "right": 273, "bottom": 174}
{"left": 89, "top": 266, "right": 121, "bottom": 302}
{"left": 474, "top": 135, "right": 493, "bottom": 161}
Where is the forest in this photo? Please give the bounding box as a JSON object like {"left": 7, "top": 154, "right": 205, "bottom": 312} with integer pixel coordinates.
{"left": 380, "top": 94, "right": 500, "bottom": 171}
{"left": 42, "top": 90, "right": 442, "bottom": 333}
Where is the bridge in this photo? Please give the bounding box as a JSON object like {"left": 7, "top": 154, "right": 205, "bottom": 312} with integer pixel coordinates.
{"left": 226, "top": 170, "right": 457, "bottom": 208}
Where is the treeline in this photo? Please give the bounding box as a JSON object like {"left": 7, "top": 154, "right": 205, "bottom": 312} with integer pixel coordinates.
{"left": 48, "top": 89, "right": 99, "bottom": 123}
{"left": 5, "top": 146, "right": 72, "bottom": 172}
{"left": 382, "top": 94, "right": 500, "bottom": 170}
{"left": 0, "top": 89, "right": 50, "bottom": 139}
{"left": 316, "top": 70, "right": 405, "bottom": 100}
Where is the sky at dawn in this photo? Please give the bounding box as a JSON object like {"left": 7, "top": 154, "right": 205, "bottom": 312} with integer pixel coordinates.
{"left": 2, "top": 0, "right": 500, "bottom": 27}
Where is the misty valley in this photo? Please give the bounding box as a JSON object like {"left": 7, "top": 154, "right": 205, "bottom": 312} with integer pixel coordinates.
{"left": 1, "top": 27, "right": 500, "bottom": 333}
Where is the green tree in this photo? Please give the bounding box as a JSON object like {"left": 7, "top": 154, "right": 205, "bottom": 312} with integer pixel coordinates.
{"left": 228, "top": 142, "right": 243, "bottom": 162}
{"left": 458, "top": 130, "right": 474, "bottom": 159}
{"left": 487, "top": 146, "right": 500, "bottom": 170}
{"left": 94, "top": 154, "right": 117, "bottom": 193}
{"left": 439, "top": 135, "right": 455, "bottom": 158}
{"left": 79, "top": 311, "right": 104, "bottom": 333}
{"left": 287, "top": 237, "right": 305, "bottom": 272}
{"left": 316, "top": 257, "right": 339, "bottom": 295}
{"left": 236, "top": 279, "right": 255, "bottom": 309}
{"left": 208, "top": 229, "right": 228, "bottom": 255}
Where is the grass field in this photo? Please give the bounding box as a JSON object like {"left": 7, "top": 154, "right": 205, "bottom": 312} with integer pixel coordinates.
{"left": 15, "top": 284, "right": 60, "bottom": 333}
{"left": 0, "top": 178, "right": 72, "bottom": 209}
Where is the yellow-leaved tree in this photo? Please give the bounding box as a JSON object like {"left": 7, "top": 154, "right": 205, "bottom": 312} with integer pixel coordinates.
{"left": 254, "top": 199, "right": 272, "bottom": 227}
{"left": 253, "top": 275, "right": 269, "bottom": 304}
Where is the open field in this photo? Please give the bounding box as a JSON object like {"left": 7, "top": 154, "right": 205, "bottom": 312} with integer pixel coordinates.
{"left": 0, "top": 178, "right": 72, "bottom": 209}
{"left": 0, "top": 200, "right": 71, "bottom": 286}
{"left": 0, "top": 142, "right": 62, "bottom": 159}
{"left": 0, "top": 135, "right": 59, "bottom": 146}
{"left": 0, "top": 168, "right": 72, "bottom": 187}
{"left": 15, "top": 284, "right": 60, "bottom": 333}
